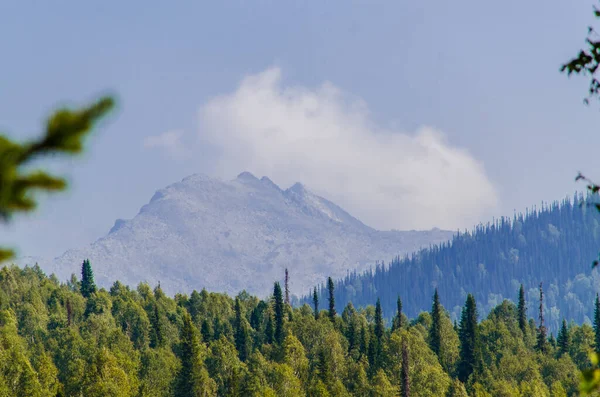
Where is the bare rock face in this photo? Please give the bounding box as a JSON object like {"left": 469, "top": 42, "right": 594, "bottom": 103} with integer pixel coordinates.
{"left": 29, "top": 172, "right": 453, "bottom": 297}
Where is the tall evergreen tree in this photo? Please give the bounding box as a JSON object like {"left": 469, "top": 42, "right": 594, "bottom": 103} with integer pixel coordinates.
{"left": 175, "top": 312, "right": 217, "bottom": 397}
{"left": 327, "top": 277, "right": 336, "bottom": 322}
{"left": 149, "top": 302, "right": 165, "bottom": 348}
{"left": 595, "top": 294, "right": 600, "bottom": 355}
{"left": 273, "top": 282, "right": 285, "bottom": 345}
{"left": 265, "top": 311, "right": 275, "bottom": 344}
{"left": 284, "top": 268, "right": 290, "bottom": 306}
{"left": 201, "top": 319, "right": 213, "bottom": 343}
{"left": 359, "top": 324, "right": 368, "bottom": 358}
{"left": 429, "top": 289, "right": 442, "bottom": 359}
{"left": 392, "top": 296, "right": 404, "bottom": 331}
{"left": 367, "top": 325, "right": 377, "bottom": 373}
{"left": 457, "top": 294, "right": 479, "bottom": 383}
{"left": 518, "top": 284, "right": 527, "bottom": 336}
{"left": 374, "top": 298, "right": 384, "bottom": 342}
{"left": 80, "top": 259, "right": 96, "bottom": 298}
{"left": 557, "top": 319, "right": 570, "bottom": 356}
{"left": 537, "top": 282, "right": 548, "bottom": 353}
{"left": 312, "top": 287, "right": 319, "bottom": 320}
{"left": 234, "top": 297, "right": 250, "bottom": 362}
{"left": 401, "top": 338, "right": 410, "bottom": 397}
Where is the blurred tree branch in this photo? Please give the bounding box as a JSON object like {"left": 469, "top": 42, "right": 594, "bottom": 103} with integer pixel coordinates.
{"left": 0, "top": 96, "right": 115, "bottom": 261}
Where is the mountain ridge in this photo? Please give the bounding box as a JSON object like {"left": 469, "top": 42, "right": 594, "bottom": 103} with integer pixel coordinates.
{"left": 18, "top": 172, "right": 453, "bottom": 297}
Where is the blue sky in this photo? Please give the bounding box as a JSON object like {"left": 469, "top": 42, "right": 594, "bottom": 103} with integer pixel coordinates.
{"left": 1, "top": 1, "right": 599, "bottom": 258}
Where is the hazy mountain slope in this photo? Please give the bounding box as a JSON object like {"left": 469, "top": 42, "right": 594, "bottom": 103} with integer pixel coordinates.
{"left": 315, "top": 195, "right": 600, "bottom": 333}
{"left": 24, "top": 172, "right": 452, "bottom": 297}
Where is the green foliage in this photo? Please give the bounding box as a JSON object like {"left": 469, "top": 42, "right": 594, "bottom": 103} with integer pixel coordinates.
{"left": 0, "top": 97, "right": 114, "bottom": 260}
{"left": 0, "top": 264, "right": 594, "bottom": 395}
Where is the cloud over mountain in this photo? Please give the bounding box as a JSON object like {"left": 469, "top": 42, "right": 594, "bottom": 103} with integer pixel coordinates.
{"left": 197, "top": 67, "right": 498, "bottom": 231}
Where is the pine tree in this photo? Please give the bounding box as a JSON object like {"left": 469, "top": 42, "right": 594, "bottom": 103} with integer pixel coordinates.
{"left": 557, "top": 319, "right": 570, "bottom": 356}
{"left": 429, "top": 289, "right": 442, "bottom": 359}
{"left": 401, "top": 338, "right": 410, "bottom": 397}
{"left": 457, "top": 294, "right": 479, "bottom": 383}
{"left": 374, "top": 298, "right": 384, "bottom": 342}
{"left": 312, "top": 287, "right": 319, "bottom": 320}
{"left": 537, "top": 282, "right": 548, "bottom": 353}
{"left": 80, "top": 259, "right": 96, "bottom": 298}
{"left": 518, "top": 284, "right": 527, "bottom": 336}
{"left": 327, "top": 277, "right": 336, "bottom": 322}
{"left": 594, "top": 294, "right": 600, "bottom": 355}
{"left": 284, "top": 268, "right": 290, "bottom": 306}
{"left": 273, "top": 282, "right": 285, "bottom": 345}
{"left": 175, "top": 312, "right": 217, "bottom": 397}
{"left": 234, "top": 297, "right": 250, "bottom": 362}
{"left": 392, "top": 296, "right": 404, "bottom": 331}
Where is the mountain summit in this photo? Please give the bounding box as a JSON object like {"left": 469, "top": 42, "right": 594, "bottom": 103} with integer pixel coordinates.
{"left": 34, "top": 173, "right": 453, "bottom": 297}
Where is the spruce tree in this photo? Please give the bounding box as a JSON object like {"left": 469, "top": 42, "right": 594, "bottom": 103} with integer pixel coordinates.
{"left": 273, "top": 282, "right": 285, "bottom": 345}
{"left": 312, "top": 287, "right": 319, "bottom": 320}
{"left": 401, "top": 338, "right": 410, "bottom": 397}
{"left": 457, "top": 294, "right": 479, "bottom": 383}
{"left": 374, "top": 298, "right": 384, "bottom": 342}
{"left": 557, "top": 319, "right": 570, "bottom": 356}
{"left": 367, "top": 325, "right": 377, "bottom": 373}
{"left": 175, "top": 312, "right": 216, "bottom": 396}
{"left": 429, "top": 289, "right": 442, "bottom": 359}
{"left": 347, "top": 315, "right": 357, "bottom": 352}
{"left": 595, "top": 294, "right": 600, "bottom": 356}
{"left": 537, "top": 282, "right": 548, "bottom": 353}
{"left": 393, "top": 296, "right": 404, "bottom": 331}
{"left": 518, "top": 284, "right": 527, "bottom": 336}
{"left": 149, "top": 302, "right": 165, "bottom": 348}
{"left": 234, "top": 297, "right": 250, "bottom": 361}
{"left": 80, "top": 259, "right": 96, "bottom": 298}
{"left": 359, "top": 325, "right": 368, "bottom": 358}
{"left": 201, "top": 319, "right": 213, "bottom": 343}
{"left": 265, "top": 311, "right": 275, "bottom": 345}
{"left": 327, "top": 277, "right": 336, "bottom": 322}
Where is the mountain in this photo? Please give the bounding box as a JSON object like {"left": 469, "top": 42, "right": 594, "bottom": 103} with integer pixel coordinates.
{"left": 23, "top": 172, "right": 453, "bottom": 297}
{"left": 312, "top": 194, "right": 600, "bottom": 333}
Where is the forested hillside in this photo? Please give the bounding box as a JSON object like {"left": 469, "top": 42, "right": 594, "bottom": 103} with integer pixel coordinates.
{"left": 0, "top": 261, "right": 597, "bottom": 396}
{"left": 309, "top": 194, "right": 600, "bottom": 333}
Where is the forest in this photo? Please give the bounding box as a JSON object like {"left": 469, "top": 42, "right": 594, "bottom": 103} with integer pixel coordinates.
{"left": 0, "top": 259, "right": 598, "bottom": 396}
{"left": 307, "top": 195, "right": 600, "bottom": 334}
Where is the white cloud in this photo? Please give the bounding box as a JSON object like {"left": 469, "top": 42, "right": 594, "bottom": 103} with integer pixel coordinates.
{"left": 198, "top": 67, "right": 498, "bottom": 231}
{"left": 143, "top": 130, "right": 187, "bottom": 158}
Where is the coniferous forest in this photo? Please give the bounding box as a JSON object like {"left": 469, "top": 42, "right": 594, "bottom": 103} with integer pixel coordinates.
{"left": 1, "top": 259, "right": 599, "bottom": 396}
{"left": 309, "top": 195, "right": 600, "bottom": 334}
